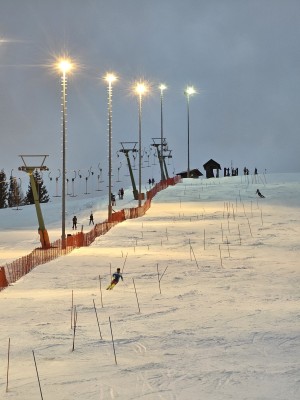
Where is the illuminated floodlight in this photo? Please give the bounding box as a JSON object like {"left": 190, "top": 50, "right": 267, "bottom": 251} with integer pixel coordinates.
{"left": 159, "top": 83, "right": 167, "bottom": 92}
{"left": 104, "top": 72, "right": 117, "bottom": 84}
{"left": 134, "top": 81, "right": 148, "bottom": 96}
{"left": 54, "top": 58, "right": 73, "bottom": 75}
{"left": 185, "top": 86, "right": 196, "bottom": 96}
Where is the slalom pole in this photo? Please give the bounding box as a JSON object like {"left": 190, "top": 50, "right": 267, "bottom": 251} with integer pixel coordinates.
{"left": 32, "top": 350, "right": 44, "bottom": 400}
{"left": 93, "top": 299, "right": 103, "bottom": 340}
{"left": 190, "top": 245, "right": 199, "bottom": 269}
{"left": 132, "top": 278, "right": 141, "bottom": 313}
{"left": 247, "top": 218, "right": 253, "bottom": 237}
{"left": 72, "top": 306, "right": 77, "bottom": 352}
{"left": 260, "top": 209, "right": 264, "bottom": 226}
{"left": 159, "top": 265, "right": 168, "bottom": 281}
{"left": 71, "top": 290, "right": 74, "bottom": 329}
{"left": 238, "top": 224, "right": 242, "bottom": 245}
{"left": 99, "top": 275, "right": 104, "bottom": 308}
{"left": 157, "top": 264, "right": 161, "bottom": 294}
{"left": 109, "top": 317, "right": 117, "bottom": 365}
{"left": 121, "top": 252, "right": 128, "bottom": 274}
{"left": 226, "top": 236, "right": 231, "bottom": 258}
{"left": 219, "top": 245, "right": 223, "bottom": 268}
{"left": 6, "top": 338, "right": 10, "bottom": 392}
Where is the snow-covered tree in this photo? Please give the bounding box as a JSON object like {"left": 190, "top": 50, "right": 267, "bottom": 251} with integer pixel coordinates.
{"left": 8, "top": 175, "right": 23, "bottom": 208}
{"left": 0, "top": 169, "right": 8, "bottom": 208}
{"left": 24, "top": 170, "right": 50, "bottom": 205}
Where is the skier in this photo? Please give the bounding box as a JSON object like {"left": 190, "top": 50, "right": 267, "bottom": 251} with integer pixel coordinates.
{"left": 256, "top": 189, "right": 265, "bottom": 198}
{"left": 72, "top": 216, "right": 77, "bottom": 230}
{"left": 106, "top": 268, "right": 123, "bottom": 290}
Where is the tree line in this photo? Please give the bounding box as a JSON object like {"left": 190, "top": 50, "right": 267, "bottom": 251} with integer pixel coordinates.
{"left": 0, "top": 169, "right": 49, "bottom": 209}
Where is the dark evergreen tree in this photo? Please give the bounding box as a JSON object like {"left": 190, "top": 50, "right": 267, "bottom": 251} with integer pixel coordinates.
{"left": 0, "top": 169, "right": 8, "bottom": 208}
{"left": 24, "top": 170, "right": 50, "bottom": 205}
{"left": 8, "top": 175, "right": 23, "bottom": 208}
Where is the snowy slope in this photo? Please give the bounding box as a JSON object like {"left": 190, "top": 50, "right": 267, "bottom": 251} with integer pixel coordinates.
{"left": 0, "top": 173, "right": 300, "bottom": 400}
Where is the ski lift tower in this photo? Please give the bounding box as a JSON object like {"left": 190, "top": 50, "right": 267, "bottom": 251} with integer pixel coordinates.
{"left": 18, "top": 155, "right": 51, "bottom": 249}
{"left": 151, "top": 138, "right": 168, "bottom": 181}
{"left": 163, "top": 149, "right": 173, "bottom": 179}
{"left": 119, "top": 142, "right": 139, "bottom": 200}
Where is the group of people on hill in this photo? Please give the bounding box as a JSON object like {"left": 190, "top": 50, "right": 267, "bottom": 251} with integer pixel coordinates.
{"left": 223, "top": 167, "right": 259, "bottom": 177}
{"left": 72, "top": 212, "right": 94, "bottom": 230}
{"left": 71, "top": 188, "right": 126, "bottom": 230}
{"left": 118, "top": 188, "right": 124, "bottom": 199}
{"left": 224, "top": 167, "right": 239, "bottom": 177}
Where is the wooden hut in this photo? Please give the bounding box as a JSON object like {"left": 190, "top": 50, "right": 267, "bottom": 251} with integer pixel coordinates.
{"left": 203, "top": 159, "right": 221, "bottom": 179}
{"left": 177, "top": 169, "right": 203, "bottom": 179}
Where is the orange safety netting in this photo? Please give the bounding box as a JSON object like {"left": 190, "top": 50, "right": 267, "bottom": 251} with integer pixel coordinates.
{"left": 0, "top": 176, "right": 181, "bottom": 290}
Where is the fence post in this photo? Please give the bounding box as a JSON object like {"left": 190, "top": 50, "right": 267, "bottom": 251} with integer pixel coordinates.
{"left": 0, "top": 267, "right": 8, "bottom": 289}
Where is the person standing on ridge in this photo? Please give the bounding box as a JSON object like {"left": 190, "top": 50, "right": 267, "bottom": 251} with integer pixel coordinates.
{"left": 72, "top": 216, "right": 77, "bottom": 230}
{"left": 89, "top": 212, "right": 94, "bottom": 225}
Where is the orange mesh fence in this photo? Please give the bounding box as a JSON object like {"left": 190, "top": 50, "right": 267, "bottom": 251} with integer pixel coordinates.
{"left": 0, "top": 176, "right": 181, "bottom": 290}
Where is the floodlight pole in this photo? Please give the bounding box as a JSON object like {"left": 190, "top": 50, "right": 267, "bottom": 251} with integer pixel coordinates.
{"left": 159, "top": 85, "right": 167, "bottom": 181}
{"left": 138, "top": 92, "right": 142, "bottom": 207}
{"left": 186, "top": 92, "right": 191, "bottom": 178}
{"left": 61, "top": 69, "right": 67, "bottom": 248}
{"left": 108, "top": 80, "right": 113, "bottom": 220}
{"left": 184, "top": 86, "right": 196, "bottom": 178}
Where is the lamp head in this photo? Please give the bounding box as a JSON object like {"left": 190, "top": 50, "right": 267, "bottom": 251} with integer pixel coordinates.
{"left": 184, "top": 86, "right": 196, "bottom": 96}
{"left": 57, "top": 59, "right": 72, "bottom": 74}
{"left": 159, "top": 84, "right": 167, "bottom": 92}
{"left": 104, "top": 73, "right": 117, "bottom": 84}
{"left": 134, "top": 81, "right": 148, "bottom": 96}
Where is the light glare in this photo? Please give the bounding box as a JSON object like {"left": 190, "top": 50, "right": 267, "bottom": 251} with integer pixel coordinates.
{"left": 159, "top": 84, "right": 167, "bottom": 92}
{"left": 134, "top": 82, "right": 148, "bottom": 95}
{"left": 185, "top": 86, "right": 196, "bottom": 96}
{"left": 104, "top": 73, "right": 117, "bottom": 84}
{"left": 57, "top": 59, "right": 72, "bottom": 74}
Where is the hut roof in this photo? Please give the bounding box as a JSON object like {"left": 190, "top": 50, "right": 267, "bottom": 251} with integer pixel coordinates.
{"left": 177, "top": 169, "right": 203, "bottom": 178}
{"left": 203, "top": 159, "right": 221, "bottom": 170}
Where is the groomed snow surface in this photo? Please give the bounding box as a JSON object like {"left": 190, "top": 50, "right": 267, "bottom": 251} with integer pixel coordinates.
{"left": 0, "top": 173, "right": 300, "bottom": 400}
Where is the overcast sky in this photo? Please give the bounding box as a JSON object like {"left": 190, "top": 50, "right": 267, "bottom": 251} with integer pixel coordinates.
{"left": 0, "top": 0, "right": 299, "bottom": 187}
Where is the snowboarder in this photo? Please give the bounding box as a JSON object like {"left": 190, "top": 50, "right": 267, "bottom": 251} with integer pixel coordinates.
{"left": 106, "top": 268, "right": 123, "bottom": 290}
{"left": 256, "top": 189, "right": 265, "bottom": 198}
{"left": 72, "top": 216, "right": 77, "bottom": 230}
{"left": 89, "top": 213, "right": 94, "bottom": 225}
